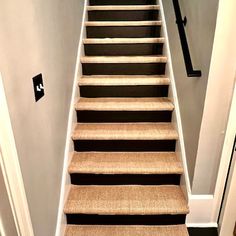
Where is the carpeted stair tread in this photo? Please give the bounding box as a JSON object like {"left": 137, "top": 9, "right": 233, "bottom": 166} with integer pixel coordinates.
{"left": 85, "top": 21, "right": 162, "bottom": 26}
{"left": 83, "top": 38, "right": 165, "bottom": 44}
{"left": 76, "top": 97, "right": 174, "bottom": 111}
{"left": 72, "top": 123, "right": 178, "bottom": 140}
{"left": 81, "top": 56, "right": 167, "bottom": 64}
{"left": 64, "top": 185, "right": 189, "bottom": 215}
{"left": 69, "top": 152, "right": 183, "bottom": 174}
{"left": 65, "top": 225, "right": 189, "bottom": 236}
{"left": 79, "top": 75, "right": 170, "bottom": 86}
{"left": 87, "top": 5, "right": 160, "bottom": 11}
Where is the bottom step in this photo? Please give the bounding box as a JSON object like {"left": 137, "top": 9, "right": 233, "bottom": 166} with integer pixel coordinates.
{"left": 65, "top": 225, "right": 189, "bottom": 236}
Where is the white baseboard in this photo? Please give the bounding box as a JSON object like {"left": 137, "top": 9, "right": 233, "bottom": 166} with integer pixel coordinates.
{"left": 55, "top": 1, "right": 88, "bottom": 236}
{"left": 187, "top": 194, "right": 215, "bottom": 224}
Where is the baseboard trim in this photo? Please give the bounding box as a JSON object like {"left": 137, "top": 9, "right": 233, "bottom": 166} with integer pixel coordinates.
{"left": 55, "top": 1, "right": 88, "bottom": 235}
{"left": 187, "top": 194, "right": 215, "bottom": 224}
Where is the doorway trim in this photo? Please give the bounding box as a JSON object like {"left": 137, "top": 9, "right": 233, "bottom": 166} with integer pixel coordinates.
{"left": 0, "top": 73, "right": 34, "bottom": 236}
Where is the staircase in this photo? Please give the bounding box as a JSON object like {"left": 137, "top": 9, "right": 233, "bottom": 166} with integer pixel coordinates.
{"left": 64, "top": 0, "right": 189, "bottom": 235}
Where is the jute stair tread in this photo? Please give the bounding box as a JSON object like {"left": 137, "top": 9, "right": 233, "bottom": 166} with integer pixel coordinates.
{"left": 85, "top": 21, "right": 162, "bottom": 27}
{"left": 69, "top": 152, "right": 183, "bottom": 174}
{"left": 72, "top": 123, "right": 178, "bottom": 140}
{"left": 65, "top": 225, "right": 189, "bottom": 236}
{"left": 79, "top": 75, "right": 170, "bottom": 86}
{"left": 83, "top": 38, "right": 165, "bottom": 44}
{"left": 87, "top": 5, "right": 160, "bottom": 11}
{"left": 81, "top": 56, "right": 167, "bottom": 64}
{"left": 76, "top": 97, "right": 174, "bottom": 111}
{"left": 64, "top": 185, "right": 189, "bottom": 215}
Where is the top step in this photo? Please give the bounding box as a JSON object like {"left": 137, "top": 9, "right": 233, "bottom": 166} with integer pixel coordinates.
{"left": 89, "top": 0, "right": 157, "bottom": 6}
{"left": 87, "top": 5, "right": 160, "bottom": 11}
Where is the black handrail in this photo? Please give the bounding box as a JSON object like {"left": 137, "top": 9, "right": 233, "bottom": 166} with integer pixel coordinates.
{"left": 172, "top": 0, "right": 202, "bottom": 77}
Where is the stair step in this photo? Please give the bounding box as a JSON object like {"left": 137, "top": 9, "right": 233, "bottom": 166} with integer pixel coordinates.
{"left": 79, "top": 75, "right": 170, "bottom": 86}
{"left": 76, "top": 98, "right": 174, "bottom": 111}
{"left": 89, "top": 0, "right": 157, "bottom": 5}
{"left": 85, "top": 21, "right": 162, "bottom": 27}
{"left": 72, "top": 123, "right": 178, "bottom": 140}
{"left": 64, "top": 185, "right": 189, "bottom": 215}
{"left": 65, "top": 225, "right": 189, "bottom": 236}
{"left": 81, "top": 56, "right": 167, "bottom": 64}
{"left": 87, "top": 5, "right": 160, "bottom": 11}
{"left": 69, "top": 152, "right": 183, "bottom": 175}
{"left": 83, "top": 38, "right": 165, "bottom": 44}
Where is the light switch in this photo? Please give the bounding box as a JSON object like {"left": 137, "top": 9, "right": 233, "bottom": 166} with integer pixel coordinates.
{"left": 32, "top": 74, "right": 44, "bottom": 102}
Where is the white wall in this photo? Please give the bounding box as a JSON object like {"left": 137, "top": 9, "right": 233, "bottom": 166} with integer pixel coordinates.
{"left": 162, "top": 0, "right": 218, "bottom": 185}
{"left": 0, "top": 0, "right": 85, "bottom": 235}
{"left": 192, "top": 0, "right": 236, "bottom": 194}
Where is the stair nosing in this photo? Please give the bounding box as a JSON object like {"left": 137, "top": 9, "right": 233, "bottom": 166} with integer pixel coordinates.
{"left": 78, "top": 75, "right": 170, "bottom": 86}
{"left": 72, "top": 123, "right": 179, "bottom": 140}
{"left": 75, "top": 97, "right": 174, "bottom": 111}
{"left": 68, "top": 151, "right": 184, "bottom": 175}
{"left": 87, "top": 5, "right": 160, "bottom": 11}
{"left": 83, "top": 37, "right": 165, "bottom": 44}
{"left": 85, "top": 20, "right": 162, "bottom": 27}
{"left": 81, "top": 56, "right": 167, "bottom": 64}
{"left": 65, "top": 225, "right": 189, "bottom": 236}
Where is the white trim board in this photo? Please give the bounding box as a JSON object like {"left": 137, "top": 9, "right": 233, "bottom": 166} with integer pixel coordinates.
{"left": 214, "top": 80, "right": 236, "bottom": 226}
{"left": 0, "top": 73, "right": 34, "bottom": 236}
{"left": 55, "top": 1, "right": 88, "bottom": 235}
{"left": 187, "top": 223, "right": 218, "bottom": 228}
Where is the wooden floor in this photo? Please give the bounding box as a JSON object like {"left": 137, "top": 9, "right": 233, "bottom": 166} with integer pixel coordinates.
{"left": 188, "top": 228, "right": 218, "bottom": 236}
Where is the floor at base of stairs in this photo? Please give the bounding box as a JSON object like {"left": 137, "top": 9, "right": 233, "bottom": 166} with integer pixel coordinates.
{"left": 188, "top": 228, "right": 218, "bottom": 236}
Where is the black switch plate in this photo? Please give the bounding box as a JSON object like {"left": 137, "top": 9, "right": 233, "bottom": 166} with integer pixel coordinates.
{"left": 32, "top": 74, "right": 44, "bottom": 102}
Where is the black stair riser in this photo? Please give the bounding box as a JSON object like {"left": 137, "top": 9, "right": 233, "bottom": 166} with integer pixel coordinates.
{"left": 70, "top": 174, "right": 181, "bottom": 185}
{"left": 66, "top": 214, "right": 186, "bottom": 225}
{"left": 79, "top": 85, "right": 169, "bottom": 98}
{"left": 86, "top": 26, "right": 161, "bottom": 38}
{"left": 76, "top": 111, "right": 172, "bottom": 123}
{"left": 82, "top": 63, "right": 166, "bottom": 75}
{"left": 89, "top": 0, "right": 157, "bottom": 5}
{"left": 88, "top": 10, "right": 159, "bottom": 21}
{"left": 84, "top": 43, "right": 164, "bottom": 56}
{"left": 73, "top": 140, "right": 176, "bottom": 152}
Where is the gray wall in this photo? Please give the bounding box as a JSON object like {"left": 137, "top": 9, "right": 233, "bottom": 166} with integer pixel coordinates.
{"left": 0, "top": 0, "right": 84, "bottom": 235}
{"left": 0, "top": 152, "right": 18, "bottom": 236}
{"left": 162, "top": 0, "right": 218, "bottom": 185}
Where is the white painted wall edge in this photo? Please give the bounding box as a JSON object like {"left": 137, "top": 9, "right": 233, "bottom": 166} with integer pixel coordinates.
{"left": 0, "top": 73, "right": 34, "bottom": 236}
{"left": 55, "top": 1, "right": 88, "bottom": 235}
{"left": 159, "top": 0, "right": 191, "bottom": 195}
{"left": 186, "top": 66, "right": 236, "bottom": 227}
{"left": 212, "top": 80, "right": 236, "bottom": 223}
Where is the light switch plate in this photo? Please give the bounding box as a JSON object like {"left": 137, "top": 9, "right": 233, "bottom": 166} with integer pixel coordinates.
{"left": 32, "top": 74, "right": 44, "bottom": 102}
